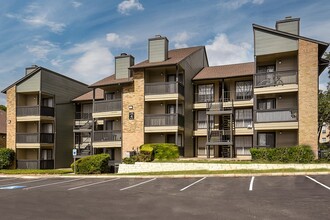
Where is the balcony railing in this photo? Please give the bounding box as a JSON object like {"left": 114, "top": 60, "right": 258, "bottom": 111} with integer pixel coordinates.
{"left": 17, "top": 106, "right": 54, "bottom": 117}
{"left": 195, "top": 120, "right": 215, "bottom": 129}
{"left": 208, "top": 130, "right": 232, "bottom": 143}
{"left": 145, "top": 82, "right": 184, "bottom": 97}
{"left": 145, "top": 114, "right": 184, "bottom": 127}
{"left": 255, "top": 109, "right": 298, "bottom": 122}
{"left": 17, "top": 160, "right": 39, "bottom": 169}
{"left": 94, "top": 100, "right": 122, "bottom": 113}
{"left": 254, "top": 70, "right": 298, "bottom": 88}
{"left": 75, "top": 112, "right": 92, "bottom": 120}
{"left": 207, "top": 101, "right": 233, "bottom": 112}
{"left": 94, "top": 130, "right": 122, "bottom": 142}
{"left": 16, "top": 160, "right": 54, "bottom": 169}
{"left": 16, "top": 133, "right": 54, "bottom": 143}
{"left": 194, "top": 93, "right": 214, "bottom": 103}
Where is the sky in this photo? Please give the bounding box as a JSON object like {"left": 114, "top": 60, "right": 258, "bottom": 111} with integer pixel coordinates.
{"left": 0, "top": 0, "right": 329, "bottom": 105}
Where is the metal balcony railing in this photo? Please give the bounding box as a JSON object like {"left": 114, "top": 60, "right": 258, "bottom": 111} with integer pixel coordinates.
{"left": 17, "top": 106, "right": 54, "bottom": 117}
{"left": 208, "top": 130, "right": 232, "bottom": 143}
{"left": 94, "top": 100, "right": 122, "bottom": 113}
{"left": 16, "top": 133, "right": 54, "bottom": 143}
{"left": 195, "top": 120, "right": 215, "bottom": 129}
{"left": 222, "top": 91, "right": 253, "bottom": 101}
{"left": 17, "top": 160, "right": 39, "bottom": 169}
{"left": 145, "top": 114, "right": 184, "bottom": 127}
{"left": 93, "top": 130, "right": 122, "bottom": 142}
{"left": 254, "top": 70, "right": 298, "bottom": 88}
{"left": 75, "top": 112, "right": 92, "bottom": 120}
{"left": 145, "top": 82, "right": 184, "bottom": 96}
{"left": 255, "top": 109, "right": 298, "bottom": 122}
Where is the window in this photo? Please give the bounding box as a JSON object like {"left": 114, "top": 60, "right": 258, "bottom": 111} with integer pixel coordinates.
{"left": 321, "top": 138, "right": 327, "bottom": 143}
{"left": 235, "top": 109, "right": 252, "bottom": 128}
{"left": 258, "top": 132, "right": 275, "bottom": 148}
{"left": 235, "top": 136, "right": 252, "bottom": 155}
{"left": 41, "top": 149, "right": 52, "bottom": 160}
{"left": 235, "top": 81, "right": 252, "bottom": 100}
{"left": 197, "top": 111, "right": 214, "bottom": 129}
{"left": 257, "top": 99, "right": 276, "bottom": 110}
{"left": 167, "top": 104, "right": 183, "bottom": 114}
{"left": 196, "top": 84, "right": 214, "bottom": 102}
{"left": 167, "top": 134, "right": 182, "bottom": 147}
{"left": 257, "top": 65, "right": 275, "bottom": 73}
{"left": 322, "top": 126, "right": 327, "bottom": 134}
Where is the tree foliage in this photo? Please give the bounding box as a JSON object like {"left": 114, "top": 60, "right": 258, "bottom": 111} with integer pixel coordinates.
{"left": 0, "top": 105, "right": 6, "bottom": 112}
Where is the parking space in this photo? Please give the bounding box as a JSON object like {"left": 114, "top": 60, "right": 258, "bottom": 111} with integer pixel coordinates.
{"left": 0, "top": 175, "right": 329, "bottom": 219}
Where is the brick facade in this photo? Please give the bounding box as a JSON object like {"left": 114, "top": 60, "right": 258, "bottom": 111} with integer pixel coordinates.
{"left": 298, "top": 39, "right": 319, "bottom": 157}
{"left": 6, "top": 86, "right": 16, "bottom": 151}
{"left": 122, "top": 71, "right": 145, "bottom": 157}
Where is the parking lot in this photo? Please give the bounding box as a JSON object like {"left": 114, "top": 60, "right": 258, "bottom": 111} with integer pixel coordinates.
{"left": 0, "top": 175, "right": 329, "bottom": 220}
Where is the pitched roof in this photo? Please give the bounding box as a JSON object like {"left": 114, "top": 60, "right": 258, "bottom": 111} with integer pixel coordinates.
{"left": 0, "top": 110, "right": 6, "bottom": 134}
{"left": 1, "top": 66, "right": 88, "bottom": 94}
{"left": 193, "top": 62, "right": 255, "bottom": 80}
{"left": 89, "top": 74, "right": 133, "bottom": 88}
{"left": 72, "top": 88, "right": 104, "bottom": 102}
{"left": 131, "top": 46, "right": 205, "bottom": 69}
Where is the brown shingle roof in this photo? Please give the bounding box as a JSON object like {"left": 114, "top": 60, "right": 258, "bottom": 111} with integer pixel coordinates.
{"left": 131, "top": 46, "right": 205, "bottom": 69}
{"left": 193, "top": 62, "right": 255, "bottom": 80}
{"left": 0, "top": 110, "right": 6, "bottom": 134}
{"left": 89, "top": 74, "right": 133, "bottom": 88}
{"left": 72, "top": 88, "right": 104, "bottom": 102}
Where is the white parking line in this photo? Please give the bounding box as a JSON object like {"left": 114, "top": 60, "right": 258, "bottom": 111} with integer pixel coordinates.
{"left": 249, "top": 176, "right": 255, "bottom": 191}
{"left": 306, "top": 176, "right": 330, "bottom": 190}
{"left": 24, "top": 178, "right": 83, "bottom": 190}
{"left": 68, "top": 178, "right": 120, "bottom": 191}
{"left": 120, "top": 178, "right": 157, "bottom": 191}
{"left": 180, "top": 177, "right": 206, "bottom": 192}
{"left": 0, "top": 178, "right": 18, "bottom": 182}
{"left": 0, "top": 179, "right": 44, "bottom": 187}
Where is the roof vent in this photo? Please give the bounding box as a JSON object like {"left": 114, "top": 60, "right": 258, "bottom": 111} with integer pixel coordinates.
{"left": 155, "top": 35, "right": 162, "bottom": 38}
{"left": 120, "top": 53, "right": 128, "bottom": 56}
{"left": 285, "top": 16, "right": 292, "bottom": 19}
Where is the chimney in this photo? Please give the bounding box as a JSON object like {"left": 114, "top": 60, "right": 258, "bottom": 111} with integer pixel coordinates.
{"left": 115, "top": 53, "right": 135, "bottom": 79}
{"left": 276, "top": 16, "right": 300, "bottom": 35}
{"left": 148, "top": 35, "right": 169, "bottom": 63}
{"left": 25, "top": 65, "right": 38, "bottom": 75}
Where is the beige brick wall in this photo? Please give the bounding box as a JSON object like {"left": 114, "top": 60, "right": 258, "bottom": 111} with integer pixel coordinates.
{"left": 122, "top": 71, "right": 145, "bottom": 158}
{"left": 298, "top": 40, "right": 318, "bottom": 157}
{"left": 6, "top": 86, "right": 16, "bottom": 151}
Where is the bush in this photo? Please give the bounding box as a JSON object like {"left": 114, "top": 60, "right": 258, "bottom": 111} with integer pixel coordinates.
{"left": 71, "top": 153, "right": 110, "bottom": 174}
{"left": 0, "top": 148, "right": 15, "bottom": 169}
{"left": 250, "top": 145, "right": 315, "bottom": 163}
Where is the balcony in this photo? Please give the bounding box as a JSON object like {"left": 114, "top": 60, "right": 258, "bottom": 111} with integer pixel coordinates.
{"left": 17, "top": 160, "right": 54, "bottom": 169}
{"left": 16, "top": 133, "right": 54, "bottom": 146}
{"left": 144, "top": 114, "right": 184, "bottom": 133}
{"left": 207, "top": 102, "right": 233, "bottom": 115}
{"left": 93, "top": 100, "right": 122, "bottom": 118}
{"left": 206, "top": 130, "right": 232, "bottom": 145}
{"left": 254, "top": 108, "right": 298, "bottom": 130}
{"left": 16, "top": 106, "right": 54, "bottom": 121}
{"left": 145, "top": 82, "right": 184, "bottom": 101}
{"left": 254, "top": 70, "right": 298, "bottom": 94}
{"left": 93, "top": 130, "right": 122, "bottom": 148}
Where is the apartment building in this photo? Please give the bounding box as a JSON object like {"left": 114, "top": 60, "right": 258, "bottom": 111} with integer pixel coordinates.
{"left": 2, "top": 66, "right": 90, "bottom": 169}
{"left": 0, "top": 110, "right": 6, "bottom": 148}
{"left": 319, "top": 124, "right": 330, "bottom": 144}
{"left": 2, "top": 17, "right": 328, "bottom": 168}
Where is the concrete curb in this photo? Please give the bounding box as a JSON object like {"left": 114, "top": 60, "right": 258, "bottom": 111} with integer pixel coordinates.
{"left": 1, "top": 171, "right": 329, "bottom": 179}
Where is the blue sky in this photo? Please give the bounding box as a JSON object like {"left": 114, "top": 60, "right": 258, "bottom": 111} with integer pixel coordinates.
{"left": 0, "top": 0, "right": 329, "bottom": 104}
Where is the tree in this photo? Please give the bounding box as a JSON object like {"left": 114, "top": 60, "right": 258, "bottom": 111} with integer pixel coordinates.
{"left": 0, "top": 105, "right": 6, "bottom": 112}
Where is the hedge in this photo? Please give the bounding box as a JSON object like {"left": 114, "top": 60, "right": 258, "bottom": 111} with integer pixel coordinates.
{"left": 71, "top": 153, "right": 110, "bottom": 174}
{"left": 250, "top": 145, "right": 314, "bottom": 163}
{"left": 0, "top": 148, "right": 15, "bottom": 169}
{"left": 123, "top": 143, "right": 179, "bottom": 164}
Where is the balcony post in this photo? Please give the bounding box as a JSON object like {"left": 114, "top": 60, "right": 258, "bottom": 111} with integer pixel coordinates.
{"left": 175, "top": 64, "right": 179, "bottom": 146}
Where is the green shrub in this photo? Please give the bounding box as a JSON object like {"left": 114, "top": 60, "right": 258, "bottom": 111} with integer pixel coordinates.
{"left": 151, "top": 143, "right": 179, "bottom": 160}
{"left": 122, "top": 156, "right": 137, "bottom": 164}
{"left": 139, "top": 145, "right": 154, "bottom": 162}
{"left": 71, "top": 153, "right": 110, "bottom": 174}
{"left": 250, "top": 145, "right": 314, "bottom": 163}
{"left": 0, "top": 148, "right": 15, "bottom": 169}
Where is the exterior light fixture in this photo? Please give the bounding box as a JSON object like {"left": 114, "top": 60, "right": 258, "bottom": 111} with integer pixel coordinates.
{"left": 128, "top": 105, "right": 133, "bottom": 110}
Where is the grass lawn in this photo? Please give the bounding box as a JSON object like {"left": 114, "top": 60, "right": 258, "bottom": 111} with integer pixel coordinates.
{"left": 0, "top": 169, "right": 73, "bottom": 175}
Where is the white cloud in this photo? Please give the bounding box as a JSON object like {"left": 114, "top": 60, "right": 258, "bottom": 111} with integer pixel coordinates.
{"left": 117, "top": 0, "right": 144, "bottom": 15}
{"left": 319, "top": 83, "right": 327, "bottom": 92}
{"left": 68, "top": 41, "right": 114, "bottom": 82}
{"left": 72, "top": 1, "right": 82, "bottom": 8}
{"left": 173, "top": 31, "right": 191, "bottom": 49}
{"left": 221, "top": 0, "right": 264, "bottom": 10}
{"left": 26, "top": 40, "right": 58, "bottom": 60}
{"left": 205, "top": 33, "right": 252, "bottom": 66}
{"left": 106, "top": 33, "right": 135, "bottom": 48}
